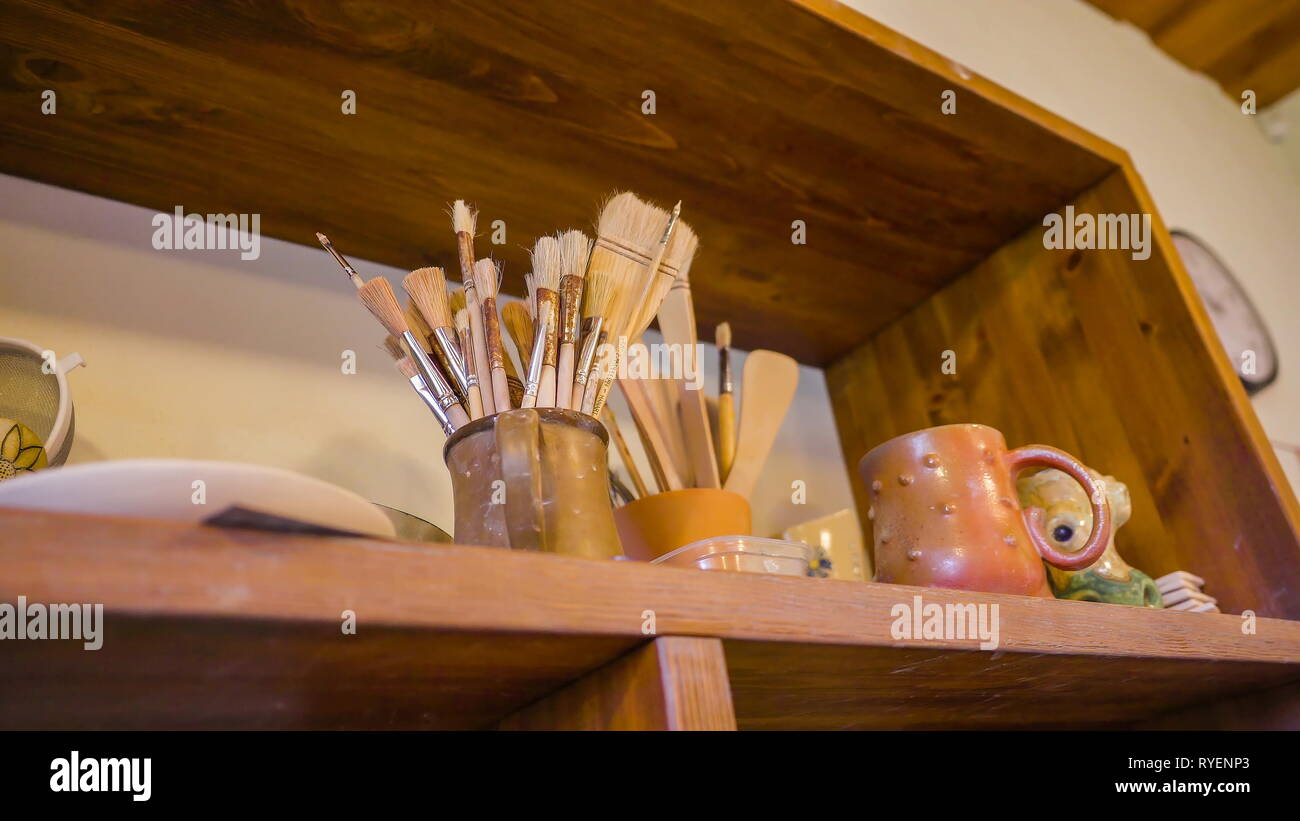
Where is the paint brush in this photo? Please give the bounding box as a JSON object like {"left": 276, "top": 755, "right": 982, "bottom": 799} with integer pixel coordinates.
{"left": 556, "top": 230, "right": 591, "bottom": 410}
{"left": 473, "top": 257, "right": 512, "bottom": 411}
{"left": 404, "top": 266, "right": 475, "bottom": 414}
{"left": 579, "top": 192, "right": 671, "bottom": 415}
{"left": 530, "top": 236, "right": 562, "bottom": 407}
{"left": 357, "top": 276, "right": 469, "bottom": 431}
{"left": 316, "top": 232, "right": 365, "bottom": 290}
{"left": 453, "top": 308, "right": 485, "bottom": 420}
{"left": 570, "top": 254, "right": 618, "bottom": 410}
{"left": 502, "top": 299, "right": 539, "bottom": 407}
{"left": 452, "top": 200, "right": 496, "bottom": 415}
{"left": 715, "top": 322, "right": 736, "bottom": 481}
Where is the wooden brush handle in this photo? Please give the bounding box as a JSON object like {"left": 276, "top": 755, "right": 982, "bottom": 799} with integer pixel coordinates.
{"left": 717, "top": 392, "right": 736, "bottom": 481}
{"left": 602, "top": 408, "right": 651, "bottom": 498}
{"left": 465, "top": 287, "right": 495, "bottom": 416}
{"left": 557, "top": 342, "right": 576, "bottom": 409}
{"left": 618, "top": 378, "right": 683, "bottom": 492}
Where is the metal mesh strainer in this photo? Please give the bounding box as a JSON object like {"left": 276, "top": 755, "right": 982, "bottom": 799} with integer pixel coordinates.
{"left": 0, "top": 338, "right": 84, "bottom": 469}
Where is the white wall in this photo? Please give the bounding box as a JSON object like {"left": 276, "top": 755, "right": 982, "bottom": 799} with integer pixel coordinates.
{"left": 0, "top": 175, "right": 855, "bottom": 538}
{"left": 845, "top": 0, "right": 1300, "bottom": 489}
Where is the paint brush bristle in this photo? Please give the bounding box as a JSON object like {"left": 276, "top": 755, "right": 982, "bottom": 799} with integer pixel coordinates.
{"left": 395, "top": 357, "right": 419, "bottom": 380}
{"left": 404, "top": 266, "right": 453, "bottom": 329}
{"left": 597, "top": 191, "right": 670, "bottom": 253}
{"left": 404, "top": 300, "right": 433, "bottom": 345}
{"left": 472, "top": 258, "right": 500, "bottom": 299}
{"left": 559, "top": 229, "right": 593, "bottom": 279}
{"left": 452, "top": 200, "right": 477, "bottom": 237}
{"left": 449, "top": 287, "right": 466, "bottom": 315}
{"left": 530, "top": 236, "right": 562, "bottom": 291}
{"left": 502, "top": 300, "right": 534, "bottom": 365}
{"left": 583, "top": 263, "right": 618, "bottom": 319}
{"left": 715, "top": 321, "right": 731, "bottom": 350}
{"left": 383, "top": 335, "right": 405, "bottom": 362}
{"left": 357, "top": 277, "right": 409, "bottom": 338}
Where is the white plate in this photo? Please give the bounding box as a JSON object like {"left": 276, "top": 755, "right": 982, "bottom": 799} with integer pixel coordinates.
{"left": 0, "top": 459, "right": 395, "bottom": 538}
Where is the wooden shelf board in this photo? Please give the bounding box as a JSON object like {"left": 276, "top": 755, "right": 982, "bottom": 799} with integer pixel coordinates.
{"left": 2, "top": 508, "right": 1297, "bottom": 729}
{"left": 0, "top": 0, "right": 1121, "bottom": 364}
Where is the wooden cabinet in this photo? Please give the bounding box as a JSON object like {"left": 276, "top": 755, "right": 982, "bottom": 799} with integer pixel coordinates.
{"left": 0, "top": 0, "right": 1296, "bottom": 727}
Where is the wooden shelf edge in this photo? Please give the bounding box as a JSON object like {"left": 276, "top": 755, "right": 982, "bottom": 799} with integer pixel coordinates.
{"left": 3, "top": 508, "right": 1298, "bottom": 667}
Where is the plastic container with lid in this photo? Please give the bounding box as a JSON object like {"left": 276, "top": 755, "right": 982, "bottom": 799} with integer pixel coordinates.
{"left": 651, "top": 535, "right": 813, "bottom": 577}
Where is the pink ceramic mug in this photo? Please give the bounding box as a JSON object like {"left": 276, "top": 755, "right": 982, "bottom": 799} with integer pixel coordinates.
{"left": 858, "top": 424, "right": 1111, "bottom": 597}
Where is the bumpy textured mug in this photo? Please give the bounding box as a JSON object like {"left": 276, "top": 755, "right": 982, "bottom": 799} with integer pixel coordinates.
{"left": 858, "top": 423, "right": 1111, "bottom": 597}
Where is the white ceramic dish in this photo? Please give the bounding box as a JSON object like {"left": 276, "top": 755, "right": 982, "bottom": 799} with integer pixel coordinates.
{"left": 0, "top": 458, "right": 395, "bottom": 538}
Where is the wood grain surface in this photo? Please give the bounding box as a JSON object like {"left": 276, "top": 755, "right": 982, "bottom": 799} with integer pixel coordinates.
{"left": 1085, "top": 0, "right": 1300, "bottom": 106}
{"left": 0, "top": 0, "right": 1119, "bottom": 363}
{"left": 1, "top": 508, "right": 1296, "bottom": 729}
{"left": 827, "top": 168, "right": 1300, "bottom": 620}
{"left": 501, "top": 636, "right": 736, "bottom": 730}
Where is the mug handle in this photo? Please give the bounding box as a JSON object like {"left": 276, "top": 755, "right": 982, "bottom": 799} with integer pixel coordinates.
{"left": 1005, "top": 445, "right": 1111, "bottom": 570}
{"left": 495, "top": 409, "right": 547, "bottom": 552}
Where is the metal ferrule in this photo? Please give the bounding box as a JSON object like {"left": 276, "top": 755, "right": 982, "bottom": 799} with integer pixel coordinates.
{"left": 524, "top": 311, "right": 548, "bottom": 398}
{"left": 407, "top": 375, "right": 454, "bottom": 436}
{"left": 719, "top": 347, "right": 733, "bottom": 395}
{"left": 403, "top": 331, "right": 459, "bottom": 411}
{"left": 573, "top": 316, "right": 605, "bottom": 390}
{"left": 432, "top": 325, "right": 470, "bottom": 396}
{"left": 538, "top": 288, "right": 560, "bottom": 367}
{"left": 559, "top": 275, "right": 583, "bottom": 345}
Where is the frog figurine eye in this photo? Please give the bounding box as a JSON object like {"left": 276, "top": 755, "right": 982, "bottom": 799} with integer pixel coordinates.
{"left": 1052, "top": 524, "right": 1075, "bottom": 543}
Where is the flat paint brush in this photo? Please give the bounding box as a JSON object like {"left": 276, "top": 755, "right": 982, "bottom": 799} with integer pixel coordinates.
{"left": 404, "top": 266, "right": 474, "bottom": 412}
{"left": 452, "top": 200, "right": 496, "bottom": 415}
{"left": 473, "top": 258, "right": 512, "bottom": 412}
{"left": 396, "top": 358, "right": 457, "bottom": 436}
{"left": 530, "top": 236, "right": 562, "bottom": 407}
{"left": 654, "top": 223, "right": 717, "bottom": 488}
{"left": 502, "top": 299, "right": 540, "bottom": 408}
{"left": 715, "top": 322, "right": 736, "bottom": 481}
{"left": 592, "top": 199, "right": 678, "bottom": 418}
{"left": 556, "top": 229, "right": 591, "bottom": 410}
{"left": 357, "top": 276, "right": 469, "bottom": 431}
{"left": 316, "top": 232, "right": 365, "bottom": 290}
{"left": 580, "top": 192, "right": 671, "bottom": 415}
{"left": 571, "top": 256, "right": 618, "bottom": 411}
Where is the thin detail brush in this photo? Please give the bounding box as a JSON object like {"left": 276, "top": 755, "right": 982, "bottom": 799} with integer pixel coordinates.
{"left": 316, "top": 232, "right": 365, "bottom": 290}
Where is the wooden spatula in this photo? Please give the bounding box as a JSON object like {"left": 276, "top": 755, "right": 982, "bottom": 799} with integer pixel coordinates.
{"left": 723, "top": 350, "right": 798, "bottom": 500}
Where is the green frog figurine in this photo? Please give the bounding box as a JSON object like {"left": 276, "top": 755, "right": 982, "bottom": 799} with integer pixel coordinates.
{"left": 1016, "top": 468, "right": 1162, "bottom": 607}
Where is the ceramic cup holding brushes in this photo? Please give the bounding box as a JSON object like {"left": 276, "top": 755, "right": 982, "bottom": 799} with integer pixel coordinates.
{"left": 445, "top": 408, "right": 620, "bottom": 558}
{"left": 859, "top": 423, "right": 1111, "bottom": 598}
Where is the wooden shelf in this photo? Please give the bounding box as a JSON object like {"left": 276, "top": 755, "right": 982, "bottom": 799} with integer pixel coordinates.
{"left": 3, "top": 508, "right": 1297, "bottom": 730}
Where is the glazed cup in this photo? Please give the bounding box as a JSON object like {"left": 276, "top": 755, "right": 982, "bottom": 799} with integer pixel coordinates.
{"left": 613, "top": 488, "right": 752, "bottom": 561}
{"left": 444, "top": 408, "right": 621, "bottom": 559}
{"left": 858, "top": 423, "right": 1111, "bottom": 597}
